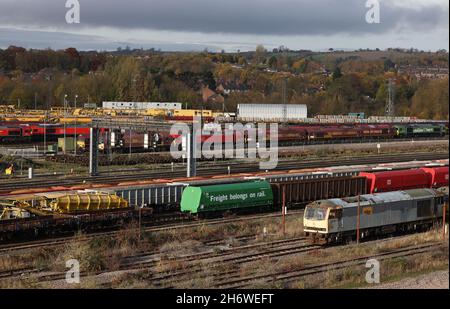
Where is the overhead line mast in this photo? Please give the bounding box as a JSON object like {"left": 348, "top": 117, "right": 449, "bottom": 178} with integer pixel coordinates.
{"left": 385, "top": 78, "right": 395, "bottom": 117}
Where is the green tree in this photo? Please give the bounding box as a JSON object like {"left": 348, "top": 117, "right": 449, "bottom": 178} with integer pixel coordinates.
{"left": 332, "top": 67, "right": 343, "bottom": 80}
{"left": 254, "top": 45, "right": 266, "bottom": 64}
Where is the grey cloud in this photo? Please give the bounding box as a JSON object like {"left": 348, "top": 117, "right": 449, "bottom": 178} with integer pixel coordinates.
{"left": 0, "top": 28, "right": 219, "bottom": 51}
{"left": 0, "top": 0, "right": 447, "bottom": 36}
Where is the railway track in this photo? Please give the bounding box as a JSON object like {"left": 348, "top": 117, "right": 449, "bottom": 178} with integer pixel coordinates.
{"left": 0, "top": 210, "right": 306, "bottom": 281}
{"left": 8, "top": 237, "right": 315, "bottom": 284}
{"left": 4, "top": 234, "right": 443, "bottom": 289}
{"left": 213, "top": 242, "right": 444, "bottom": 288}
{"left": 0, "top": 209, "right": 304, "bottom": 253}
{"left": 1, "top": 152, "right": 448, "bottom": 193}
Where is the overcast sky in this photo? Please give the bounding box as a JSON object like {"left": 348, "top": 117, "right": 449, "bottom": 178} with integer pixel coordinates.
{"left": 0, "top": 0, "right": 448, "bottom": 51}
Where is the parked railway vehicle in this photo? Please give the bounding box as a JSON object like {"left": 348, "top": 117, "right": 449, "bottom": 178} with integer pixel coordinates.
{"left": 421, "top": 167, "right": 449, "bottom": 187}
{"left": 394, "top": 123, "right": 447, "bottom": 138}
{"left": 180, "top": 176, "right": 368, "bottom": 215}
{"left": 1, "top": 120, "right": 448, "bottom": 152}
{"left": 46, "top": 192, "right": 129, "bottom": 213}
{"left": 181, "top": 181, "right": 274, "bottom": 215}
{"left": 303, "top": 188, "right": 448, "bottom": 244}
{"left": 0, "top": 126, "right": 24, "bottom": 142}
{"left": 360, "top": 167, "right": 449, "bottom": 193}
{"left": 118, "top": 130, "right": 174, "bottom": 152}
{"left": 0, "top": 166, "right": 448, "bottom": 239}
{"left": 180, "top": 167, "right": 448, "bottom": 216}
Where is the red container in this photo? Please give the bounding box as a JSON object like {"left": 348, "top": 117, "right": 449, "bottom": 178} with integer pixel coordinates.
{"left": 360, "top": 169, "right": 430, "bottom": 193}
{"left": 420, "top": 167, "right": 449, "bottom": 188}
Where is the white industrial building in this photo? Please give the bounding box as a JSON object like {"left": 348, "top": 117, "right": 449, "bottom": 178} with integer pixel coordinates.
{"left": 237, "top": 104, "right": 307, "bottom": 121}
{"left": 102, "top": 102, "right": 182, "bottom": 110}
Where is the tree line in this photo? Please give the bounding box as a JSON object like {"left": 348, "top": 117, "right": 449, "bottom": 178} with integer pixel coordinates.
{"left": 0, "top": 45, "right": 448, "bottom": 119}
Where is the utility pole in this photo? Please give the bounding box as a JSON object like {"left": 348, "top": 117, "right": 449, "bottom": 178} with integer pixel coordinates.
{"left": 282, "top": 78, "right": 287, "bottom": 123}
{"left": 129, "top": 120, "right": 132, "bottom": 159}
{"left": 443, "top": 202, "right": 447, "bottom": 241}
{"left": 63, "top": 94, "right": 68, "bottom": 154}
{"left": 186, "top": 119, "right": 200, "bottom": 178}
{"left": 74, "top": 94, "right": 78, "bottom": 156}
{"left": 44, "top": 111, "right": 46, "bottom": 155}
{"left": 89, "top": 127, "right": 99, "bottom": 176}
{"left": 138, "top": 206, "right": 142, "bottom": 241}
{"left": 34, "top": 92, "right": 37, "bottom": 110}
{"left": 282, "top": 186, "right": 286, "bottom": 236}
{"left": 356, "top": 194, "right": 361, "bottom": 244}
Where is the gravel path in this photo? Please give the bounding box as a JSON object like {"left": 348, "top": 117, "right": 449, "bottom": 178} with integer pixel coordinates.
{"left": 366, "top": 270, "right": 449, "bottom": 289}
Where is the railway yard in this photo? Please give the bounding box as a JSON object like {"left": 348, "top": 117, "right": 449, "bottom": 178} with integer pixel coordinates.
{"left": 0, "top": 107, "right": 448, "bottom": 289}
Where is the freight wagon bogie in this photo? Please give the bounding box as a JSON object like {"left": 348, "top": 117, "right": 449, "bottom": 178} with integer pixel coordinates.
{"left": 309, "top": 219, "right": 437, "bottom": 245}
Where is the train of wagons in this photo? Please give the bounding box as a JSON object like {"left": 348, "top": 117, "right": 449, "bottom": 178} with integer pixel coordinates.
{"left": 179, "top": 167, "right": 448, "bottom": 243}
{"left": 0, "top": 166, "right": 448, "bottom": 240}
{"left": 179, "top": 166, "right": 449, "bottom": 215}
{"left": 1, "top": 122, "right": 448, "bottom": 151}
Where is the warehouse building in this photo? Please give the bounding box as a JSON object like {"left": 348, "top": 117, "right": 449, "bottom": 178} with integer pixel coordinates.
{"left": 237, "top": 104, "right": 307, "bottom": 122}
{"left": 102, "top": 102, "right": 182, "bottom": 110}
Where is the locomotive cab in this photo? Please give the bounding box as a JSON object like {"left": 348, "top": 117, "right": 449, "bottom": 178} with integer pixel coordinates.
{"left": 304, "top": 200, "right": 344, "bottom": 243}
{"left": 304, "top": 202, "right": 340, "bottom": 233}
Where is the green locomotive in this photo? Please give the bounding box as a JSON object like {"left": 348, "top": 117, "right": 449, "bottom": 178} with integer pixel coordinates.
{"left": 393, "top": 123, "right": 446, "bottom": 138}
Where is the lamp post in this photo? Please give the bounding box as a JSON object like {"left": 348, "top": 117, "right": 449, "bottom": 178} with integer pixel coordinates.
{"left": 356, "top": 194, "right": 361, "bottom": 244}
{"left": 282, "top": 186, "right": 286, "bottom": 236}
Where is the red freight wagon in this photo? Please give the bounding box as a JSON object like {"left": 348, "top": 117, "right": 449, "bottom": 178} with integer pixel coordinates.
{"left": 277, "top": 126, "right": 308, "bottom": 144}
{"left": 0, "top": 126, "right": 22, "bottom": 142}
{"left": 358, "top": 124, "right": 396, "bottom": 138}
{"left": 359, "top": 169, "right": 430, "bottom": 193}
{"left": 54, "top": 127, "right": 91, "bottom": 136}
{"left": 420, "top": 167, "right": 449, "bottom": 188}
